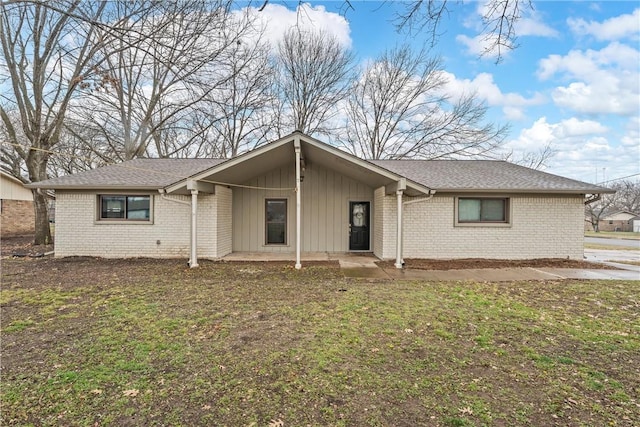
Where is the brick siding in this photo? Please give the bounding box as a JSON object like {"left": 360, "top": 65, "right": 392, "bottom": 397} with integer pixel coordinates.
{"left": 378, "top": 193, "right": 584, "bottom": 260}
{"left": 1, "top": 199, "right": 35, "bottom": 236}
{"left": 54, "top": 190, "right": 231, "bottom": 259}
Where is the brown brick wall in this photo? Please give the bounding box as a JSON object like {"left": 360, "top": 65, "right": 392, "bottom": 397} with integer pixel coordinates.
{"left": 1, "top": 199, "right": 35, "bottom": 236}
{"left": 597, "top": 219, "right": 634, "bottom": 232}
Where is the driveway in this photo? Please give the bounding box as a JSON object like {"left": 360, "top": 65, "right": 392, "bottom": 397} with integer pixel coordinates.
{"left": 585, "top": 248, "right": 639, "bottom": 262}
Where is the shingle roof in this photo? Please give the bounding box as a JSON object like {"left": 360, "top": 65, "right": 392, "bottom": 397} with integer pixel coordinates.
{"left": 29, "top": 155, "right": 611, "bottom": 194}
{"left": 27, "top": 158, "right": 224, "bottom": 189}
{"left": 369, "top": 160, "right": 611, "bottom": 193}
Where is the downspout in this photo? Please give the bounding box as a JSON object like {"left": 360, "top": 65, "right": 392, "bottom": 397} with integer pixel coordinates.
{"left": 395, "top": 189, "right": 404, "bottom": 269}
{"left": 403, "top": 190, "right": 436, "bottom": 206}
{"left": 158, "top": 189, "right": 190, "bottom": 206}
{"left": 294, "top": 137, "right": 302, "bottom": 269}
{"left": 396, "top": 189, "right": 436, "bottom": 268}
{"left": 584, "top": 194, "right": 601, "bottom": 205}
{"left": 158, "top": 189, "right": 192, "bottom": 265}
{"left": 189, "top": 189, "right": 199, "bottom": 268}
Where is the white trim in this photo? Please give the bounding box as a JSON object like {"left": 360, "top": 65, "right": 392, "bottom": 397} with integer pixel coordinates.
{"left": 189, "top": 190, "right": 199, "bottom": 268}
{"left": 395, "top": 190, "right": 403, "bottom": 269}
{"left": 294, "top": 136, "right": 302, "bottom": 269}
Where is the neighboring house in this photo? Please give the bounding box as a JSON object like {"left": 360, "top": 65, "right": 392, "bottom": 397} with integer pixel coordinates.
{"left": 28, "top": 132, "right": 613, "bottom": 268}
{"left": 590, "top": 210, "right": 638, "bottom": 232}
{"left": 632, "top": 216, "right": 640, "bottom": 233}
{"left": 1, "top": 171, "right": 35, "bottom": 236}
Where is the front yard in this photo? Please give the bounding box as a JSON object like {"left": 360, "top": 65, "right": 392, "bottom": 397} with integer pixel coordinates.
{"left": 2, "top": 257, "right": 639, "bottom": 426}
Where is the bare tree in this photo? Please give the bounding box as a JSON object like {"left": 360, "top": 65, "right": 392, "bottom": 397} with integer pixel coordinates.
{"left": 194, "top": 37, "right": 275, "bottom": 158}
{"left": 258, "top": 0, "right": 532, "bottom": 62}
{"left": 585, "top": 193, "right": 618, "bottom": 233}
{"left": 70, "top": 0, "right": 247, "bottom": 162}
{"left": 610, "top": 180, "right": 640, "bottom": 214}
{"left": 0, "top": 0, "right": 115, "bottom": 244}
{"left": 341, "top": 44, "right": 508, "bottom": 160}
{"left": 503, "top": 141, "right": 557, "bottom": 170}
{"left": 394, "top": 0, "right": 533, "bottom": 62}
{"left": 275, "top": 28, "right": 355, "bottom": 136}
{"left": 585, "top": 180, "right": 640, "bottom": 232}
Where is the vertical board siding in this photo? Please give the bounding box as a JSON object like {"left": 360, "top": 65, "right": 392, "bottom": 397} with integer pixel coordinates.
{"left": 215, "top": 185, "right": 233, "bottom": 257}
{"left": 232, "top": 162, "right": 373, "bottom": 253}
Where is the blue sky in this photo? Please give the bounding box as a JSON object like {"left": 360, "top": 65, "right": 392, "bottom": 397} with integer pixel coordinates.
{"left": 245, "top": 0, "right": 640, "bottom": 184}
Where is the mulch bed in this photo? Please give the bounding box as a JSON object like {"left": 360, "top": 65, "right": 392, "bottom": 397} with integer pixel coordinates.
{"left": 2, "top": 234, "right": 620, "bottom": 270}
{"left": 377, "top": 257, "right": 620, "bottom": 270}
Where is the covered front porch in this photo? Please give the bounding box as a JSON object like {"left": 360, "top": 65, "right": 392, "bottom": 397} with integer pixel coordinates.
{"left": 165, "top": 132, "right": 433, "bottom": 269}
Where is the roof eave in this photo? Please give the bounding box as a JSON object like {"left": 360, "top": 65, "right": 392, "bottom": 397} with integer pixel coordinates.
{"left": 433, "top": 188, "right": 616, "bottom": 194}
{"left": 24, "top": 184, "right": 163, "bottom": 191}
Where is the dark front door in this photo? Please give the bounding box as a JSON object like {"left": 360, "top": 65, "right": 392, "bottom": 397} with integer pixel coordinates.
{"left": 349, "top": 201, "right": 370, "bottom": 251}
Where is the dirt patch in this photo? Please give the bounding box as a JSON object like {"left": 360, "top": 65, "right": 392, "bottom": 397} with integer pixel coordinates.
{"left": 1, "top": 235, "right": 53, "bottom": 258}
{"left": 377, "top": 257, "right": 621, "bottom": 270}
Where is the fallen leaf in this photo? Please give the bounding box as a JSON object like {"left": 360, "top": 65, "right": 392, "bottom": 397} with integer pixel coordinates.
{"left": 268, "top": 419, "right": 284, "bottom": 427}
{"left": 90, "top": 389, "right": 103, "bottom": 395}
{"left": 202, "top": 404, "right": 211, "bottom": 410}
{"left": 123, "top": 389, "right": 139, "bottom": 397}
{"left": 459, "top": 407, "right": 473, "bottom": 415}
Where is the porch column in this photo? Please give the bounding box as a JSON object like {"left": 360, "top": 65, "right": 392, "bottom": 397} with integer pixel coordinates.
{"left": 395, "top": 189, "right": 403, "bottom": 269}
{"left": 189, "top": 189, "right": 199, "bottom": 268}
{"left": 294, "top": 138, "right": 302, "bottom": 269}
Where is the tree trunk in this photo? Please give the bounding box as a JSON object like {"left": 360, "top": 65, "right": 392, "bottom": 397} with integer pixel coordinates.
{"left": 27, "top": 150, "right": 52, "bottom": 245}
{"left": 32, "top": 189, "right": 52, "bottom": 245}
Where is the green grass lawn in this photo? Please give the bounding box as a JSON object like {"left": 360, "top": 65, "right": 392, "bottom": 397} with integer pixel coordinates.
{"left": 2, "top": 258, "right": 639, "bottom": 426}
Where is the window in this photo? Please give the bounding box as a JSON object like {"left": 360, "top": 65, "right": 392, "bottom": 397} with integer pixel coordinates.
{"left": 100, "top": 195, "right": 151, "bottom": 221}
{"left": 457, "top": 197, "right": 508, "bottom": 224}
{"left": 265, "top": 199, "right": 287, "bottom": 244}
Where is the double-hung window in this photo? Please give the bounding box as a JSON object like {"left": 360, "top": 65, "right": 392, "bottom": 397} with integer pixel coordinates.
{"left": 265, "top": 199, "right": 287, "bottom": 244}
{"left": 99, "top": 195, "right": 151, "bottom": 221}
{"left": 457, "top": 197, "right": 509, "bottom": 225}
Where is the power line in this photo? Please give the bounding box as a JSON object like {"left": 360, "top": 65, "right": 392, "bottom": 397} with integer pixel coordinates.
{"left": 600, "top": 172, "right": 640, "bottom": 185}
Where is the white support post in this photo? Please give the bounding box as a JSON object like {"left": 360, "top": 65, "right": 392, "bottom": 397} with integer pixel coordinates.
{"left": 294, "top": 140, "right": 302, "bottom": 269}
{"left": 189, "top": 189, "right": 199, "bottom": 268}
{"left": 395, "top": 189, "right": 403, "bottom": 269}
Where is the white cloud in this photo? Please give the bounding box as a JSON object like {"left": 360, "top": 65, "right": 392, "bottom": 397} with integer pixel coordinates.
{"left": 537, "top": 42, "right": 640, "bottom": 116}
{"left": 568, "top": 8, "right": 640, "bottom": 41}
{"left": 240, "top": 3, "right": 352, "bottom": 48}
{"left": 456, "top": 34, "right": 502, "bottom": 59}
{"left": 441, "top": 72, "right": 544, "bottom": 120}
{"left": 516, "top": 16, "right": 559, "bottom": 38}
{"left": 506, "top": 117, "right": 639, "bottom": 182}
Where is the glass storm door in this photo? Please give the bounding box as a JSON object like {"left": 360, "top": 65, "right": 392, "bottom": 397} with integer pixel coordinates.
{"left": 349, "top": 201, "right": 370, "bottom": 251}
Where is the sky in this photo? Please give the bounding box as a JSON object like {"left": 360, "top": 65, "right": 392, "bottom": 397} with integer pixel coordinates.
{"left": 241, "top": 0, "right": 640, "bottom": 185}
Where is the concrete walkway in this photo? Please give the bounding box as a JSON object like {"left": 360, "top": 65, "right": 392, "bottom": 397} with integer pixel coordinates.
{"left": 382, "top": 266, "right": 640, "bottom": 281}
{"left": 222, "top": 252, "right": 640, "bottom": 281}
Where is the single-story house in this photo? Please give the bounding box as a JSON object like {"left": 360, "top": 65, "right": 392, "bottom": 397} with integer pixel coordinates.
{"left": 587, "top": 210, "right": 638, "bottom": 232}
{"left": 28, "top": 131, "right": 613, "bottom": 268}
{"left": 1, "top": 171, "right": 35, "bottom": 236}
